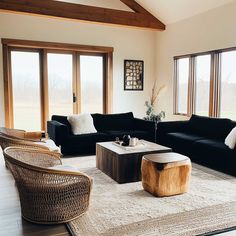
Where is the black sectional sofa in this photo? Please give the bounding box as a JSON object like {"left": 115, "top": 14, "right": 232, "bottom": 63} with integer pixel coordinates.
{"left": 47, "top": 112, "right": 155, "bottom": 156}
{"left": 156, "top": 115, "right": 236, "bottom": 176}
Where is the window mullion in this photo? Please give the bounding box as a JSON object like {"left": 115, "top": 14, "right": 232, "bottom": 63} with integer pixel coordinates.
{"left": 210, "top": 52, "right": 221, "bottom": 117}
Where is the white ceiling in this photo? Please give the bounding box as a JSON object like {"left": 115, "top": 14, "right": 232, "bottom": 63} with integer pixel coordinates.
{"left": 56, "top": 0, "right": 131, "bottom": 11}
{"left": 135, "top": 0, "right": 236, "bottom": 24}
{"left": 56, "top": 0, "right": 236, "bottom": 24}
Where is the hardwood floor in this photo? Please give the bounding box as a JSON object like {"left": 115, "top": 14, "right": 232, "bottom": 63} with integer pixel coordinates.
{"left": 0, "top": 149, "right": 235, "bottom": 236}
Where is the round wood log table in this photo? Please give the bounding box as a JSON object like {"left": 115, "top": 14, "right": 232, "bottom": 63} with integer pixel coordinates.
{"left": 141, "top": 152, "right": 191, "bottom": 197}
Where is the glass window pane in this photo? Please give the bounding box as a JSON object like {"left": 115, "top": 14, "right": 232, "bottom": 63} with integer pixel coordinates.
{"left": 195, "top": 55, "right": 211, "bottom": 116}
{"left": 48, "top": 53, "right": 73, "bottom": 118}
{"left": 80, "top": 55, "right": 103, "bottom": 113}
{"left": 176, "top": 58, "right": 189, "bottom": 114}
{"left": 11, "top": 51, "right": 41, "bottom": 131}
{"left": 220, "top": 51, "right": 236, "bottom": 120}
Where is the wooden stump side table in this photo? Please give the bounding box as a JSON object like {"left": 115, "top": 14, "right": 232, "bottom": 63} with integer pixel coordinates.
{"left": 141, "top": 152, "right": 191, "bottom": 197}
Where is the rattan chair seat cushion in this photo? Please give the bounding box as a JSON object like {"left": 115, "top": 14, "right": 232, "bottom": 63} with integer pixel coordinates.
{"left": 35, "top": 139, "right": 60, "bottom": 152}
{"left": 48, "top": 164, "right": 78, "bottom": 171}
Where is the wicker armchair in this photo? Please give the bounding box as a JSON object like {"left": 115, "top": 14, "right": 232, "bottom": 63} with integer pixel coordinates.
{"left": 3, "top": 147, "right": 92, "bottom": 224}
{"left": 0, "top": 127, "right": 43, "bottom": 141}
{"left": 0, "top": 129, "right": 60, "bottom": 153}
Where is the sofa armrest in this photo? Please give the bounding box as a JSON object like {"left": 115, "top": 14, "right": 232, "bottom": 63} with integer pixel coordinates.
{"left": 133, "top": 118, "right": 155, "bottom": 141}
{"left": 47, "top": 120, "right": 69, "bottom": 146}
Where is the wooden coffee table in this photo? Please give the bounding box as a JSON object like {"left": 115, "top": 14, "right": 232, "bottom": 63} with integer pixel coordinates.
{"left": 96, "top": 140, "right": 171, "bottom": 184}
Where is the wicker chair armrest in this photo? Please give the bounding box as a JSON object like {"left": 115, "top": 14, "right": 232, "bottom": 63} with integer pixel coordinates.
{"left": 42, "top": 171, "right": 92, "bottom": 203}
{"left": 4, "top": 147, "right": 62, "bottom": 168}
{"left": 23, "top": 169, "right": 92, "bottom": 206}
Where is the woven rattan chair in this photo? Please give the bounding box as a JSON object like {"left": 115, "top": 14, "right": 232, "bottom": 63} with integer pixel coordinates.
{"left": 0, "top": 127, "right": 43, "bottom": 141}
{"left": 3, "top": 147, "right": 92, "bottom": 224}
{"left": 0, "top": 128, "right": 60, "bottom": 153}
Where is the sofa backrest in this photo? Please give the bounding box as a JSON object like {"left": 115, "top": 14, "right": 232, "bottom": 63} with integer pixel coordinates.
{"left": 92, "top": 112, "right": 134, "bottom": 131}
{"left": 188, "top": 115, "right": 234, "bottom": 140}
{"left": 52, "top": 112, "right": 135, "bottom": 133}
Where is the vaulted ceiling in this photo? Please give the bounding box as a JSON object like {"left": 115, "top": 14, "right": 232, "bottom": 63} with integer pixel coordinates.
{"left": 0, "top": 0, "right": 235, "bottom": 30}
{"left": 59, "top": 0, "right": 236, "bottom": 24}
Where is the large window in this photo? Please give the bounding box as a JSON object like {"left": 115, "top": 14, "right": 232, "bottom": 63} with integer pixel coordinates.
{"left": 3, "top": 39, "right": 113, "bottom": 130}
{"left": 174, "top": 48, "right": 236, "bottom": 120}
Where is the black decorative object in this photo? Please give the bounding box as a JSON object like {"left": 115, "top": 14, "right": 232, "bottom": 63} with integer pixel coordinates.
{"left": 124, "top": 60, "right": 144, "bottom": 90}
{"left": 122, "top": 135, "right": 131, "bottom": 146}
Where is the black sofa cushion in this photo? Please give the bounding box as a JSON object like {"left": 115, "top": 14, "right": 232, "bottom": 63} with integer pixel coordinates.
{"left": 166, "top": 132, "right": 204, "bottom": 154}
{"left": 192, "top": 139, "right": 236, "bottom": 176}
{"left": 188, "top": 115, "right": 233, "bottom": 140}
{"left": 193, "top": 139, "right": 236, "bottom": 159}
{"left": 65, "top": 132, "right": 109, "bottom": 146}
{"left": 92, "top": 112, "right": 134, "bottom": 131}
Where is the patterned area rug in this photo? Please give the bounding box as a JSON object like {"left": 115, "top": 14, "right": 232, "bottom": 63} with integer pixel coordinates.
{"left": 65, "top": 156, "right": 236, "bottom": 236}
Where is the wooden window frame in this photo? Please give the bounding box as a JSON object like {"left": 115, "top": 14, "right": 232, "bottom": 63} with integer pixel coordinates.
{"left": 173, "top": 56, "right": 191, "bottom": 116}
{"left": 2, "top": 38, "right": 113, "bottom": 130}
{"left": 174, "top": 46, "right": 236, "bottom": 118}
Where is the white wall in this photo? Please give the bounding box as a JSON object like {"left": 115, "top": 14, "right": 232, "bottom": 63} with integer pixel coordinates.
{"left": 0, "top": 12, "right": 156, "bottom": 126}
{"left": 155, "top": 1, "right": 236, "bottom": 121}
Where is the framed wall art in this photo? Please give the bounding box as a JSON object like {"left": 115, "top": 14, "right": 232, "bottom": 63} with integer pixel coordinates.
{"left": 124, "top": 60, "right": 144, "bottom": 90}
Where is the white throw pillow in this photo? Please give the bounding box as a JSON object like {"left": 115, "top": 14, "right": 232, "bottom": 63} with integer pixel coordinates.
{"left": 67, "top": 113, "right": 97, "bottom": 135}
{"left": 225, "top": 127, "right": 236, "bottom": 149}
{"left": 48, "top": 164, "right": 78, "bottom": 172}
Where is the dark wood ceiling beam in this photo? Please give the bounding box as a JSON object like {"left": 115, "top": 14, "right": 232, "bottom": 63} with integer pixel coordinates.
{"left": 120, "top": 0, "right": 165, "bottom": 29}
{"left": 120, "top": 0, "right": 153, "bottom": 14}
{"left": 0, "top": 0, "right": 165, "bottom": 30}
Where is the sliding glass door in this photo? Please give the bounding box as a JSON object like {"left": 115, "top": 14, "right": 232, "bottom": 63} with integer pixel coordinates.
{"left": 8, "top": 48, "right": 108, "bottom": 131}
{"left": 11, "top": 51, "right": 41, "bottom": 131}
{"left": 47, "top": 52, "right": 74, "bottom": 118}
{"left": 80, "top": 55, "right": 104, "bottom": 113}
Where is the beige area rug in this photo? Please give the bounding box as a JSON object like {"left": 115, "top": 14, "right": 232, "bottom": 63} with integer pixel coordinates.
{"left": 65, "top": 156, "right": 236, "bottom": 236}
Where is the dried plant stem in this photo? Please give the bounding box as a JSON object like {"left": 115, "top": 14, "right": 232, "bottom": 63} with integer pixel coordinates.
{"left": 150, "top": 81, "right": 166, "bottom": 106}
